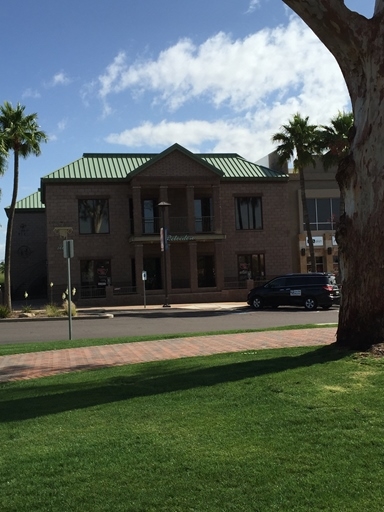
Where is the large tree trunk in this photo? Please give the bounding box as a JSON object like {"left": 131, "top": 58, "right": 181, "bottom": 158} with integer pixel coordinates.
{"left": 283, "top": 0, "right": 384, "bottom": 349}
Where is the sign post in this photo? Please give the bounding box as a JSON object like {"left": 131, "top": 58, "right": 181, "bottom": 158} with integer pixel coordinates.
{"left": 142, "top": 270, "right": 147, "bottom": 309}
{"left": 63, "top": 240, "right": 74, "bottom": 340}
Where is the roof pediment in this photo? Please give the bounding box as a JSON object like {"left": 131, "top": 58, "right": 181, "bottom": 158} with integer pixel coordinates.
{"left": 128, "top": 143, "right": 224, "bottom": 179}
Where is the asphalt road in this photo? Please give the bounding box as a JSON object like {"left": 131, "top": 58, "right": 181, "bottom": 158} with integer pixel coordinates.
{"left": 0, "top": 306, "right": 339, "bottom": 345}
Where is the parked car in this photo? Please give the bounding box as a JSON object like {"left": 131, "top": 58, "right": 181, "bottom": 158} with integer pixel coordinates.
{"left": 247, "top": 273, "right": 340, "bottom": 311}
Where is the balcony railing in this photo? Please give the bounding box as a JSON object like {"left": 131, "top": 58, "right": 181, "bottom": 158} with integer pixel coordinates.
{"left": 195, "top": 216, "right": 213, "bottom": 233}
{"left": 142, "top": 217, "right": 161, "bottom": 234}
{"left": 141, "top": 216, "right": 214, "bottom": 235}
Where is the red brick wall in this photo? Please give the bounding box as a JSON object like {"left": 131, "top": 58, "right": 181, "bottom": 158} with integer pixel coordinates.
{"left": 10, "top": 211, "right": 47, "bottom": 299}
{"left": 220, "top": 180, "right": 291, "bottom": 280}
{"left": 42, "top": 154, "right": 291, "bottom": 304}
{"left": 45, "top": 182, "right": 132, "bottom": 292}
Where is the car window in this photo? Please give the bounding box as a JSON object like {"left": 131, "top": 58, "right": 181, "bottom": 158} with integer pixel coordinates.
{"left": 292, "top": 277, "right": 307, "bottom": 286}
{"left": 269, "top": 277, "right": 286, "bottom": 288}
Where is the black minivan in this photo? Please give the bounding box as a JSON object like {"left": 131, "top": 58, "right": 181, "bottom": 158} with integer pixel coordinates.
{"left": 247, "top": 273, "right": 340, "bottom": 311}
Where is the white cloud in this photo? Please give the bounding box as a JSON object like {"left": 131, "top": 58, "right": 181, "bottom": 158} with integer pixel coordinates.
{"left": 47, "top": 72, "right": 71, "bottom": 87}
{"left": 57, "top": 118, "right": 68, "bottom": 131}
{"left": 22, "top": 88, "right": 41, "bottom": 99}
{"left": 103, "top": 15, "right": 350, "bottom": 161}
{"left": 98, "top": 16, "right": 346, "bottom": 113}
{"left": 247, "top": 0, "right": 260, "bottom": 13}
{"left": 106, "top": 119, "right": 241, "bottom": 150}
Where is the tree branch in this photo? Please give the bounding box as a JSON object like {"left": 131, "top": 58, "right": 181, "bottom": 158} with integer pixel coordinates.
{"left": 374, "top": 0, "right": 384, "bottom": 17}
{"left": 282, "top": 0, "right": 367, "bottom": 63}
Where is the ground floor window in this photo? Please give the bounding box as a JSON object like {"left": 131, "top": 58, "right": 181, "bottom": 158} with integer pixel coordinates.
{"left": 80, "top": 259, "right": 111, "bottom": 287}
{"left": 333, "top": 255, "right": 340, "bottom": 281}
{"left": 306, "top": 256, "right": 323, "bottom": 273}
{"left": 143, "top": 257, "right": 162, "bottom": 289}
{"left": 198, "top": 255, "right": 216, "bottom": 287}
{"left": 238, "top": 254, "right": 265, "bottom": 281}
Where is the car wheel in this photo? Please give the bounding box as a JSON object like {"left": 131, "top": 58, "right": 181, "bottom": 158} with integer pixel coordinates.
{"left": 304, "top": 297, "right": 317, "bottom": 311}
{"left": 251, "top": 296, "right": 263, "bottom": 310}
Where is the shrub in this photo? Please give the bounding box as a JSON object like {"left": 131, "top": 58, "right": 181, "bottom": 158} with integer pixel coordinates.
{"left": 21, "top": 304, "right": 33, "bottom": 313}
{"left": 62, "top": 300, "right": 77, "bottom": 317}
{"left": 45, "top": 304, "right": 63, "bottom": 317}
{"left": 0, "top": 305, "right": 11, "bottom": 318}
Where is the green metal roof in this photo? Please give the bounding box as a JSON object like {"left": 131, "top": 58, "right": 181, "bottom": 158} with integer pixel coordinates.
{"left": 14, "top": 145, "right": 288, "bottom": 211}
{"left": 200, "top": 154, "right": 285, "bottom": 179}
{"left": 10, "top": 191, "right": 44, "bottom": 211}
{"left": 43, "top": 154, "right": 154, "bottom": 180}
{"left": 41, "top": 145, "right": 288, "bottom": 182}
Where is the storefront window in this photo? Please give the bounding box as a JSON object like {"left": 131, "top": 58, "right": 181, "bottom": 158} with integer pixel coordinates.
{"left": 306, "top": 256, "right": 324, "bottom": 273}
{"left": 198, "top": 255, "right": 216, "bottom": 287}
{"left": 81, "top": 260, "right": 111, "bottom": 287}
{"left": 143, "top": 257, "right": 162, "bottom": 289}
{"left": 238, "top": 254, "right": 265, "bottom": 280}
{"left": 333, "top": 255, "right": 340, "bottom": 282}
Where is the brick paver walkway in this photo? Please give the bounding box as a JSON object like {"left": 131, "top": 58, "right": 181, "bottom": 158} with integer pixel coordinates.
{"left": 0, "top": 327, "right": 337, "bottom": 383}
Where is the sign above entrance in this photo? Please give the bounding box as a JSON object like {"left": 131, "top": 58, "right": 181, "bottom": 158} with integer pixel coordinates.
{"left": 167, "top": 234, "right": 196, "bottom": 242}
{"left": 306, "top": 236, "right": 323, "bottom": 247}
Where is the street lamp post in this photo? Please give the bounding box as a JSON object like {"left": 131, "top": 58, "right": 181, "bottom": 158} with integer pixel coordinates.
{"left": 158, "top": 201, "right": 171, "bottom": 307}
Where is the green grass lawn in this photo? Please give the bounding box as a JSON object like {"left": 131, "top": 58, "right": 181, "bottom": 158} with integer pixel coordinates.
{"left": 1, "top": 343, "right": 384, "bottom": 511}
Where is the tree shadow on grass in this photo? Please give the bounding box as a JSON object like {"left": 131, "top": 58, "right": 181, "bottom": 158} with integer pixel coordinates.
{"left": 0, "top": 343, "right": 350, "bottom": 423}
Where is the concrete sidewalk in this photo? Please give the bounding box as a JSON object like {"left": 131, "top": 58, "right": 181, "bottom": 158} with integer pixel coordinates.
{"left": 0, "top": 327, "right": 337, "bottom": 383}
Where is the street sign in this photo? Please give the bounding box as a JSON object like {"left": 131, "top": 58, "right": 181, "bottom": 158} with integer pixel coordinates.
{"left": 63, "top": 239, "right": 74, "bottom": 258}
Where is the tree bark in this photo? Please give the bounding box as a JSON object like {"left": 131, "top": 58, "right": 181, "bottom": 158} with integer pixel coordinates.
{"left": 283, "top": 0, "right": 384, "bottom": 349}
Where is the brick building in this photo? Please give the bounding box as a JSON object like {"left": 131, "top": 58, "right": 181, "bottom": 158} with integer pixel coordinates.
{"left": 259, "top": 152, "right": 340, "bottom": 277}
{"left": 8, "top": 143, "right": 292, "bottom": 305}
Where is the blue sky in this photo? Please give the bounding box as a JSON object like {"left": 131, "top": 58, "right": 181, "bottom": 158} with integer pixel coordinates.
{"left": 0, "top": 0, "right": 374, "bottom": 260}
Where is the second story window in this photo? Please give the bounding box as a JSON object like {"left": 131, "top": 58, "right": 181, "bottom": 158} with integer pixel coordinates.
{"left": 194, "top": 198, "right": 212, "bottom": 232}
{"left": 306, "top": 198, "right": 340, "bottom": 231}
{"left": 235, "top": 197, "right": 263, "bottom": 230}
{"left": 143, "top": 199, "right": 159, "bottom": 234}
{"left": 79, "top": 199, "right": 110, "bottom": 234}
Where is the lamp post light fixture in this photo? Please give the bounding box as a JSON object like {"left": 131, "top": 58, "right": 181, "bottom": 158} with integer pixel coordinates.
{"left": 158, "top": 201, "right": 171, "bottom": 307}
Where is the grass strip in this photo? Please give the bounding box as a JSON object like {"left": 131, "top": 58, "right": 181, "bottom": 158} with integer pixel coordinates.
{"left": 0, "top": 323, "right": 337, "bottom": 356}
{"left": 1, "top": 344, "right": 383, "bottom": 511}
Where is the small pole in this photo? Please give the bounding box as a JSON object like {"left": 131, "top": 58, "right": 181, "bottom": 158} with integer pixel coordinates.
{"left": 63, "top": 239, "right": 74, "bottom": 341}
{"left": 158, "top": 201, "right": 171, "bottom": 307}
{"left": 142, "top": 270, "right": 147, "bottom": 309}
{"left": 67, "top": 257, "right": 73, "bottom": 340}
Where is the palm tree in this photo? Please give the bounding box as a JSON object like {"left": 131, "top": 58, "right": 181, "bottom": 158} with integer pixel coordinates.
{"left": 0, "top": 102, "right": 47, "bottom": 310}
{"left": 272, "top": 113, "right": 320, "bottom": 272}
{"left": 319, "top": 111, "right": 354, "bottom": 215}
{"left": 0, "top": 133, "right": 7, "bottom": 199}
{"left": 319, "top": 111, "right": 354, "bottom": 170}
